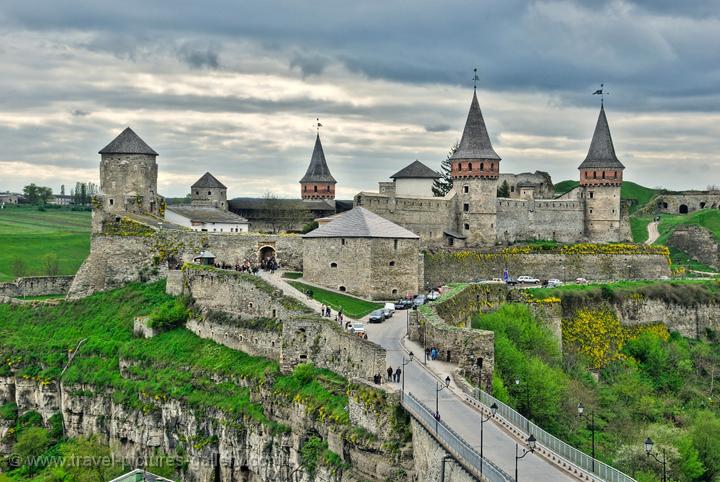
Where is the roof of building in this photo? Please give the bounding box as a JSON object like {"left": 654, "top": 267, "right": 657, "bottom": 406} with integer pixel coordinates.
{"left": 303, "top": 206, "right": 419, "bottom": 239}
{"left": 167, "top": 206, "right": 248, "bottom": 224}
{"left": 390, "top": 160, "right": 440, "bottom": 179}
{"left": 110, "top": 469, "right": 174, "bottom": 482}
{"left": 99, "top": 127, "right": 158, "bottom": 156}
{"left": 229, "top": 197, "right": 337, "bottom": 212}
{"left": 443, "top": 229, "right": 467, "bottom": 240}
{"left": 578, "top": 106, "right": 625, "bottom": 170}
{"left": 300, "top": 134, "right": 336, "bottom": 184}
{"left": 192, "top": 172, "right": 227, "bottom": 189}
{"left": 450, "top": 91, "right": 501, "bottom": 161}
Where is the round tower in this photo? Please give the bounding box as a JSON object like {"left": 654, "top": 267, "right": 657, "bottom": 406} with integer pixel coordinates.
{"left": 300, "top": 133, "right": 336, "bottom": 200}
{"left": 450, "top": 90, "right": 501, "bottom": 245}
{"left": 578, "top": 105, "right": 625, "bottom": 242}
{"left": 98, "top": 127, "right": 160, "bottom": 215}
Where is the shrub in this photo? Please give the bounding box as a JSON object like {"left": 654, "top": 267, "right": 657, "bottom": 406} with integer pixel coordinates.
{"left": 148, "top": 298, "right": 190, "bottom": 329}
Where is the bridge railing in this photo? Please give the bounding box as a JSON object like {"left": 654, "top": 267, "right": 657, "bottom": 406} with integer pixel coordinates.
{"left": 472, "top": 389, "right": 636, "bottom": 482}
{"left": 403, "top": 392, "right": 512, "bottom": 482}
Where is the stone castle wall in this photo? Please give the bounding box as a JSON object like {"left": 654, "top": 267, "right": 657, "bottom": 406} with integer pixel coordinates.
{"left": 615, "top": 297, "right": 720, "bottom": 340}
{"left": 498, "top": 171, "right": 554, "bottom": 199}
{"left": 99, "top": 153, "right": 159, "bottom": 214}
{"left": 496, "top": 197, "right": 585, "bottom": 243}
{"left": 0, "top": 276, "right": 74, "bottom": 298}
{"left": 424, "top": 251, "right": 671, "bottom": 287}
{"left": 667, "top": 225, "right": 719, "bottom": 269}
{"left": 654, "top": 192, "right": 720, "bottom": 214}
{"left": 410, "top": 420, "right": 479, "bottom": 482}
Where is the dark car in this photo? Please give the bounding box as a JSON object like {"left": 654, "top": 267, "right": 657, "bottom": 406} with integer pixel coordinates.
{"left": 505, "top": 277, "right": 519, "bottom": 286}
{"left": 394, "top": 299, "right": 413, "bottom": 310}
{"left": 368, "top": 309, "right": 386, "bottom": 323}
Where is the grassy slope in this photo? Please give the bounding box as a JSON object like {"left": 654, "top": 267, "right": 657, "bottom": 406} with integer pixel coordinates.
{"left": 555, "top": 180, "right": 658, "bottom": 213}
{"left": 0, "top": 281, "right": 349, "bottom": 427}
{"left": 655, "top": 209, "right": 720, "bottom": 245}
{"left": 287, "top": 280, "right": 383, "bottom": 318}
{"left": 0, "top": 206, "right": 91, "bottom": 282}
{"left": 526, "top": 278, "right": 720, "bottom": 300}
{"left": 630, "top": 215, "right": 652, "bottom": 243}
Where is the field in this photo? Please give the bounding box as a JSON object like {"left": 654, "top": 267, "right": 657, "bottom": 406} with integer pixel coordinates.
{"left": 287, "top": 280, "right": 383, "bottom": 318}
{"left": 0, "top": 206, "right": 91, "bottom": 282}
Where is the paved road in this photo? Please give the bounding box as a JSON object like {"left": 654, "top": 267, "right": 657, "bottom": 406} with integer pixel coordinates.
{"left": 645, "top": 221, "right": 660, "bottom": 245}
{"left": 364, "top": 310, "right": 577, "bottom": 482}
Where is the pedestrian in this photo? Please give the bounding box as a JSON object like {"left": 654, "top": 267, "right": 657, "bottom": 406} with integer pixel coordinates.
{"left": 327, "top": 307, "right": 332, "bottom": 318}
{"left": 394, "top": 367, "right": 401, "bottom": 383}
{"left": 321, "top": 304, "right": 326, "bottom": 316}
{"left": 387, "top": 366, "right": 393, "bottom": 382}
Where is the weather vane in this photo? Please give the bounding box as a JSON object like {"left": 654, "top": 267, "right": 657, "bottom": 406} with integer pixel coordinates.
{"left": 473, "top": 68, "right": 479, "bottom": 91}
{"left": 592, "top": 83, "right": 609, "bottom": 106}
{"left": 315, "top": 117, "right": 323, "bottom": 134}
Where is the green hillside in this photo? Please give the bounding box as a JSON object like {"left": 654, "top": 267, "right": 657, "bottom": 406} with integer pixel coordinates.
{"left": 655, "top": 209, "right": 720, "bottom": 245}
{"left": 554, "top": 180, "right": 658, "bottom": 214}
{"left": 0, "top": 206, "right": 91, "bottom": 282}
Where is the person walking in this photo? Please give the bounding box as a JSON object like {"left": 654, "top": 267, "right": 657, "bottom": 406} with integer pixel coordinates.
{"left": 394, "top": 367, "right": 401, "bottom": 383}
{"left": 320, "top": 304, "right": 326, "bottom": 316}
{"left": 386, "top": 366, "right": 393, "bottom": 382}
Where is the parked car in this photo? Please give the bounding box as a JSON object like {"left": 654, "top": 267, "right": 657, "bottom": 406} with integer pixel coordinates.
{"left": 505, "top": 277, "right": 519, "bottom": 286}
{"left": 426, "top": 290, "right": 440, "bottom": 301}
{"left": 546, "top": 278, "right": 563, "bottom": 287}
{"left": 517, "top": 275, "right": 540, "bottom": 284}
{"left": 368, "top": 310, "right": 385, "bottom": 323}
{"left": 348, "top": 322, "right": 366, "bottom": 334}
{"left": 575, "top": 277, "right": 588, "bottom": 284}
{"left": 659, "top": 275, "right": 670, "bottom": 280}
{"left": 383, "top": 302, "right": 396, "bottom": 318}
{"left": 413, "top": 295, "right": 427, "bottom": 308}
{"left": 394, "top": 299, "right": 413, "bottom": 310}
{"left": 490, "top": 278, "right": 504, "bottom": 283}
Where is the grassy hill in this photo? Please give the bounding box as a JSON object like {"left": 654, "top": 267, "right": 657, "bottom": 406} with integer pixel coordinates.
{"left": 554, "top": 180, "right": 658, "bottom": 214}
{"left": 0, "top": 206, "right": 91, "bottom": 282}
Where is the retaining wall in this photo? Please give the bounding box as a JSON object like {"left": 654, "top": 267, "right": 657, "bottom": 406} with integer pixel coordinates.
{"left": 0, "top": 276, "right": 74, "bottom": 298}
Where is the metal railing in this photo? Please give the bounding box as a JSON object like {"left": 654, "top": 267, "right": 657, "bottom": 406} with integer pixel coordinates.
{"left": 472, "top": 389, "right": 636, "bottom": 482}
{"left": 403, "top": 392, "right": 512, "bottom": 482}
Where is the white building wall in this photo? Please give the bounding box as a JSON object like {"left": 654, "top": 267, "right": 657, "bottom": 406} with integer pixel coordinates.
{"left": 164, "top": 209, "right": 249, "bottom": 233}
{"left": 395, "top": 178, "right": 435, "bottom": 197}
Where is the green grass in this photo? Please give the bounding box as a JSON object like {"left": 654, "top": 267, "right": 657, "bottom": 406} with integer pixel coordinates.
{"left": 668, "top": 247, "right": 719, "bottom": 274}
{"left": 553, "top": 180, "right": 579, "bottom": 197}
{"left": 14, "top": 294, "right": 66, "bottom": 301}
{"left": 0, "top": 206, "right": 90, "bottom": 281}
{"left": 282, "top": 271, "right": 304, "bottom": 280}
{"left": 629, "top": 215, "right": 652, "bottom": 243}
{"left": 287, "top": 281, "right": 383, "bottom": 318}
{"left": 654, "top": 209, "right": 720, "bottom": 245}
{"left": 526, "top": 278, "right": 720, "bottom": 300}
{"left": 0, "top": 281, "right": 350, "bottom": 428}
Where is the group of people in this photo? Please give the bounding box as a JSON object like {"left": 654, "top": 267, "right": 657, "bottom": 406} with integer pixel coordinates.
{"left": 261, "top": 256, "right": 279, "bottom": 273}
{"left": 426, "top": 346, "right": 440, "bottom": 360}
{"left": 373, "top": 366, "right": 402, "bottom": 384}
{"left": 215, "top": 258, "right": 261, "bottom": 274}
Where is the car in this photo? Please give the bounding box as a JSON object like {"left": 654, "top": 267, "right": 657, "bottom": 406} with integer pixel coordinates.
{"left": 490, "top": 278, "right": 504, "bottom": 283}
{"left": 394, "top": 299, "right": 413, "bottom": 310}
{"left": 383, "top": 302, "right": 396, "bottom": 318}
{"left": 368, "top": 310, "right": 385, "bottom": 323}
{"left": 348, "top": 322, "right": 366, "bottom": 334}
{"left": 659, "top": 275, "right": 670, "bottom": 280}
{"left": 505, "top": 277, "right": 519, "bottom": 286}
{"left": 517, "top": 275, "right": 540, "bottom": 284}
{"left": 426, "top": 290, "right": 440, "bottom": 301}
{"left": 575, "top": 277, "right": 588, "bottom": 284}
{"left": 546, "top": 278, "right": 563, "bottom": 287}
{"left": 413, "top": 295, "right": 427, "bottom": 308}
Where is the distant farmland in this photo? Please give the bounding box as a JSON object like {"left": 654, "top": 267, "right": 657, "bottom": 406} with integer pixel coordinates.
{"left": 0, "top": 207, "right": 91, "bottom": 282}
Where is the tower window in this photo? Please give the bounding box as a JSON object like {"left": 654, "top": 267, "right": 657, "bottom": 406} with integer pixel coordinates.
{"left": 589, "top": 192, "right": 594, "bottom": 199}
{"left": 593, "top": 172, "right": 597, "bottom": 179}
{"left": 304, "top": 185, "right": 307, "bottom": 192}
{"left": 330, "top": 262, "right": 337, "bottom": 268}
{"left": 464, "top": 223, "right": 470, "bottom": 230}
{"left": 109, "top": 199, "right": 114, "bottom": 206}
{"left": 389, "top": 261, "right": 396, "bottom": 267}
{"left": 341, "top": 238, "right": 346, "bottom": 245}
{"left": 394, "top": 239, "right": 398, "bottom": 250}
{"left": 208, "top": 191, "right": 212, "bottom": 195}
{"left": 459, "top": 162, "right": 463, "bottom": 171}
{"left": 326, "top": 186, "right": 330, "bottom": 192}
{"left": 195, "top": 191, "right": 199, "bottom": 195}
{"left": 314, "top": 185, "right": 318, "bottom": 192}
{"left": 490, "top": 163, "right": 494, "bottom": 170}
{"left": 463, "top": 203, "right": 469, "bottom": 212}
{"left": 602, "top": 172, "right": 605, "bottom": 179}
{"left": 480, "top": 162, "right": 484, "bottom": 170}
{"left": 468, "top": 162, "right": 473, "bottom": 171}
{"left": 463, "top": 185, "right": 469, "bottom": 193}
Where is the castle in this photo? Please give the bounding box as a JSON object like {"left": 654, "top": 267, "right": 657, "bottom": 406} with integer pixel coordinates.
{"left": 356, "top": 89, "right": 630, "bottom": 246}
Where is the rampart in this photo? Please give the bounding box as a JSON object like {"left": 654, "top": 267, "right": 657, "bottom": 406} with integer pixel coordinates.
{"left": 0, "top": 276, "right": 74, "bottom": 298}
{"left": 667, "top": 225, "right": 719, "bottom": 270}
{"left": 68, "top": 229, "right": 303, "bottom": 298}
{"left": 424, "top": 246, "right": 671, "bottom": 287}
{"left": 170, "top": 267, "right": 387, "bottom": 380}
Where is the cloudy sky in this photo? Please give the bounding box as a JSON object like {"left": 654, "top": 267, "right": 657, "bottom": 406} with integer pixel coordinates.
{"left": 1, "top": 0, "right": 719, "bottom": 199}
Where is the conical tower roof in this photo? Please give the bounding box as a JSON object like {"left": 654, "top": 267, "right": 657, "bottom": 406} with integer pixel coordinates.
{"left": 578, "top": 106, "right": 624, "bottom": 169}
{"left": 300, "top": 134, "right": 336, "bottom": 184}
{"left": 99, "top": 127, "right": 158, "bottom": 155}
{"left": 450, "top": 91, "right": 500, "bottom": 161}
{"left": 192, "top": 172, "right": 227, "bottom": 189}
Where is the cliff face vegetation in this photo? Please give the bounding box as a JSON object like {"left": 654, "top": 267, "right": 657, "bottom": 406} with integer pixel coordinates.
{"left": 0, "top": 282, "right": 407, "bottom": 481}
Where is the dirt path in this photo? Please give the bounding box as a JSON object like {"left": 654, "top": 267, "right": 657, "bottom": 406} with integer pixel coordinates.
{"left": 645, "top": 221, "right": 660, "bottom": 244}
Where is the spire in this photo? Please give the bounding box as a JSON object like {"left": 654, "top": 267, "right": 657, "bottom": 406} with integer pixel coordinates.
{"left": 578, "top": 105, "right": 625, "bottom": 169}
{"left": 99, "top": 127, "right": 158, "bottom": 156}
{"left": 450, "top": 91, "right": 501, "bottom": 161}
{"left": 300, "top": 134, "right": 336, "bottom": 184}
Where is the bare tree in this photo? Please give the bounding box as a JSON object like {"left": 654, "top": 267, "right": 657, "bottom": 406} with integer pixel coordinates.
{"left": 261, "top": 191, "right": 283, "bottom": 234}
{"left": 43, "top": 254, "right": 60, "bottom": 276}
{"left": 10, "top": 256, "right": 26, "bottom": 279}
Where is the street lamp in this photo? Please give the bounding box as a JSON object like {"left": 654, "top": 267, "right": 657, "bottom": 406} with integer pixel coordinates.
{"left": 435, "top": 376, "right": 451, "bottom": 431}
{"left": 515, "top": 434, "right": 536, "bottom": 481}
{"left": 477, "top": 357, "right": 484, "bottom": 398}
{"left": 644, "top": 437, "right": 667, "bottom": 482}
{"left": 401, "top": 352, "right": 414, "bottom": 401}
{"left": 577, "top": 402, "right": 596, "bottom": 472}
{"left": 514, "top": 378, "right": 531, "bottom": 431}
{"left": 480, "top": 402, "right": 498, "bottom": 475}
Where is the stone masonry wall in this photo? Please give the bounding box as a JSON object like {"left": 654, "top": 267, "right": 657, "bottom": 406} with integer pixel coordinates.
{"left": 68, "top": 231, "right": 303, "bottom": 298}
{"left": 615, "top": 298, "right": 720, "bottom": 340}
{"left": 0, "top": 276, "right": 74, "bottom": 298}
{"left": 496, "top": 198, "right": 585, "bottom": 244}
{"left": 410, "top": 420, "right": 480, "bottom": 482}
{"left": 667, "top": 225, "right": 719, "bottom": 269}
{"left": 424, "top": 251, "right": 670, "bottom": 287}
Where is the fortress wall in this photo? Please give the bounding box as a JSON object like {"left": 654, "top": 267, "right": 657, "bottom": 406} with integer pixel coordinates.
{"left": 496, "top": 199, "right": 585, "bottom": 243}
{"left": 424, "top": 252, "right": 670, "bottom": 287}
{"left": 655, "top": 192, "right": 720, "bottom": 214}
{"left": 68, "top": 231, "right": 303, "bottom": 298}
{"left": 0, "top": 276, "right": 74, "bottom": 298}
{"left": 667, "top": 225, "right": 720, "bottom": 269}
{"left": 615, "top": 298, "right": 720, "bottom": 340}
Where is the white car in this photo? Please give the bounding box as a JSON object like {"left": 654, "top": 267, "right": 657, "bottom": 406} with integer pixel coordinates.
{"left": 547, "top": 278, "right": 563, "bottom": 287}
{"left": 517, "top": 275, "right": 540, "bottom": 284}
{"left": 348, "top": 323, "right": 365, "bottom": 335}
{"left": 426, "top": 290, "right": 440, "bottom": 301}
{"left": 575, "top": 277, "right": 589, "bottom": 284}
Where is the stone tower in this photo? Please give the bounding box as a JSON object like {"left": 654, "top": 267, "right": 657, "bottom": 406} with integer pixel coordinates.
{"left": 450, "top": 90, "right": 501, "bottom": 245}
{"left": 578, "top": 105, "right": 625, "bottom": 242}
{"left": 99, "top": 127, "right": 160, "bottom": 215}
{"left": 300, "top": 134, "right": 336, "bottom": 200}
{"left": 191, "top": 172, "right": 228, "bottom": 210}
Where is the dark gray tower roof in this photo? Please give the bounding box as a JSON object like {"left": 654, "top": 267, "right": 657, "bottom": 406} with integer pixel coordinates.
{"left": 390, "top": 160, "right": 440, "bottom": 179}
{"left": 303, "top": 207, "right": 419, "bottom": 239}
{"left": 99, "top": 127, "right": 158, "bottom": 156}
{"left": 450, "top": 91, "right": 501, "bottom": 161}
{"left": 300, "top": 134, "right": 336, "bottom": 184}
{"left": 192, "top": 172, "right": 227, "bottom": 189}
{"left": 578, "top": 106, "right": 625, "bottom": 169}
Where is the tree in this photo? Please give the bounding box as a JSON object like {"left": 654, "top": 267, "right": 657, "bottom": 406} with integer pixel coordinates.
{"left": 24, "top": 184, "right": 53, "bottom": 205}
{"left": 432, "top": 141, "right": 459, "bottom": 197}
{"left": 497, "top": 180, "right": 510, "bottom": 197}
{"left": 61, "top": 436, "right": 126, "bottom": 482}
{"left": 261, "top": 191, "right": 283, "bottom": 233}
{"left": 60, "top": 185, "right": 65, "bottom": 196}
{"left": 14, "top": 426, "right": 50, "bottom": 476}
{"left": 44, "top": 254, "right": 60, "bottom": 276}
{"left": 11, "top": 256, "right": 26, "bottom": 278}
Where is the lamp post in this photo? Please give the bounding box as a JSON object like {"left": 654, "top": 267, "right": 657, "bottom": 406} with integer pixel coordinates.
{"left": 644, "top": 437, "right": 667, "bottom": 482}
{"left": 435, "top": 376, "right": 451, "bottom": 432}
{"left": 561, "top": 265, "right": 566, "bottom": 283}
{"left": 577, "top": 402, "right": 596, "bottom": 472}
{"left": 480, "top": 402, "right": 498, "bottom": 474}
{"left": 401, "top": 352, "right": 414, "bottom": 401}
{"left": 477, "top": 357, "right": 484, "bottom": 398}
{"left": 514, "top": 378, "right": 531, "bottom": 431}
{"left": 515, "top": 434, "right": 536, "bottom": 481}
